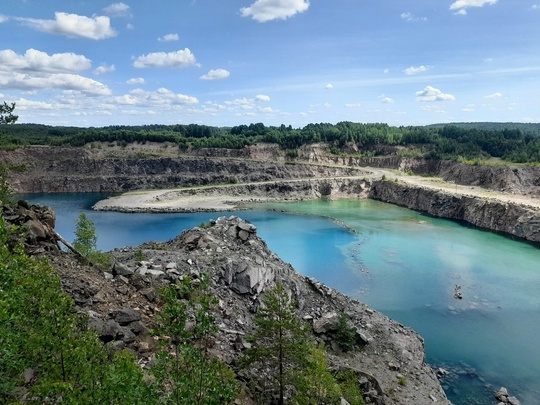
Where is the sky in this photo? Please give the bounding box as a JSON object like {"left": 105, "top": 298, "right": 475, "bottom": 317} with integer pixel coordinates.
{"left": 0, "top": 0, "right": 539, "bottom": 128}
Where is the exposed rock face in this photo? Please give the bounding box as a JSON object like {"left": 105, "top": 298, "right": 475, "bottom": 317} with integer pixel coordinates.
{"left": 2, "top": 146, "right": 366, "bottom": 194}
{"left": 369, "top": 180, "right": 540, "bottom": 243}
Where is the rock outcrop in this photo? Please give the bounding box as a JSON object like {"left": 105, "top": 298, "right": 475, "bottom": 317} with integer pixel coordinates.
{"left": 369, "top": 180, "right": 540, "bottom": 243}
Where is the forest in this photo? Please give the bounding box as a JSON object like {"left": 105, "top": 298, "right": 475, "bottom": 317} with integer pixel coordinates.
{"left": 1, "top": 121, "right": 540, "bottom": 164}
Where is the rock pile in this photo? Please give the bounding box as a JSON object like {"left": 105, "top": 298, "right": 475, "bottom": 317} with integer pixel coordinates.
{"left": 495, "top": 387, "right": 521, "bottom": 405}
{"left": 1, "top": 200, "right": 59, "bottom": 253}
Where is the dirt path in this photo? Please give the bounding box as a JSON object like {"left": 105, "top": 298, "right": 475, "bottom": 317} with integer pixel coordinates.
{"left": 92, "top": 166, "right": 540, "bottom": 212}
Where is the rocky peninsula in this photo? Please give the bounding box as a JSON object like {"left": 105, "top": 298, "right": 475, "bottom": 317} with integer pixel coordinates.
{"left": 6, "top": 200, "right": 452, "bottom": 405}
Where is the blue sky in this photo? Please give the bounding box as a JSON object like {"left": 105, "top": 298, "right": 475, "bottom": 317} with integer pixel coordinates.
{"left": 1, "top": 0, "right": 539, "bottom": 128}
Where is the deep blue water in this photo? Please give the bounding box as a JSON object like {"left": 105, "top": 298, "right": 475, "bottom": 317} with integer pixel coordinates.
{"left": 22, "top": 194, "right": 540, "bottom": 405}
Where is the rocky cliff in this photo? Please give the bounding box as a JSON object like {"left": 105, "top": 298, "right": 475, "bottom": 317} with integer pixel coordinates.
{"left": 1, "top": 146, "right": 366, "bottom": 193}
{"left": 369, "top": 180, "right": 540, "bottom": 243}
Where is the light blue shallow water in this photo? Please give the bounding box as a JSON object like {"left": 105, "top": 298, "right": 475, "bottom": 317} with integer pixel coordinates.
{"left": 22, "top": 194, "right": 540, "bottom": 405}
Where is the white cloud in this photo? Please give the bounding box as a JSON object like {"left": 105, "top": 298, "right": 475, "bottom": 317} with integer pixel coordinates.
{"left": 325, "top": 83, "right": 333, "bottom": 90}
{"left": 485, "top": 92, "right": 502, "bottom": 99}
{"left": 0, "top": 15, "right": 8, "bottom": 23}
{"left": 16, "top": 98, "right": 55, "bottom": 110}
{"left": 0, "top": 49, "right": 91, "bottom": 73}
{"left": 199, "top": 68, "right": 230, "bottom": 80}
{"left": 403, "top": 65, "right": 432, "bottom": 75}
{"left": 133, "top": 49, "right": 197, "bottom": 68}
{"left": 93, "top": 64, "right": 115, "bottom": 75}
{"left": 0, "top": 72, "right": 111, "bottom": 95}
{"left": 255, "top": 94, "right": 270, "bottom": 102}
{"left": 15, "top": 12, "right": 117, "bottom": 40}
{"left": 379, "top": 94, "right": 395, "bottom": 104}
{"left": 114, "top": 87, "right": 198, "bottom": 106}
{"left": 344, "top": 103, "right": 362, "bottom": 108}
{"left": 158, "top": 33, "right": 180, "bottom": 42}
{"left": 103, "top": 3, "right": 132, "bottom": 18}
{"left": 400, "top": 12, "right": 427, "bottom": 22}
{"left": 126, "top": 77, "right": 146, "bottom": 85}
{"left": 450, "top": 0, "right": 497, "bottom": 11}
{"left": 531, "top": 5, "right": 540, "bottom": 10}
{"left": 415, "top": 86, "right": 455, "bottom": 102}
{"left": 455, "top": 9, "right": 468, "bottom": 15}
{"left": 241, "top": 0, "right": 310, "bottom": 22}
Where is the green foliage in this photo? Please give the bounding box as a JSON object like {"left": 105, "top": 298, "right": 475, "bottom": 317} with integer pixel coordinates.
{"left": 72, "top": 212, "right": 112, "bottom": 266}
{"left": 293, "top": 343, "right": 342, "bottom": 405}
{"left": 0, "top": 164, "right": 14, "bottom": 205}
{"left": 0, "top": 101, "right": 18, "bottom": 125}
{"left": 134, "top": 248, "right": 145, "bottom": 262}
{"left": 243, "top": 283, "right": 312, "bottom": 405}
{"left": 152, "top": 274, "right": 238, "bottom": 405}
{"left": 336, "top": 371, "right": 365, "bottom": 405}
{"left": 73, "top": 212, "right": 97, "bottom": 258}
{"left": 333, "top": 313, "right": 357, "bottom": 352}
{"left": 0, "top": 215, "right": 154, "bottom": 404}
{"left": 2, "top": 117, "right": 540, "bottom": 163}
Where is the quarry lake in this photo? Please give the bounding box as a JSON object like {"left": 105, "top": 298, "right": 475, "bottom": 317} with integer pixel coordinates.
{"left": 24, "top": 193, "right": 540, "bottom": 405}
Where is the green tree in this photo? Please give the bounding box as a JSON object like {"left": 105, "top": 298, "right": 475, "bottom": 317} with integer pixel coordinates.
{"left": 333, "top": 313, "right": 357, "bottom": 352}
{"left": 294, "top": 343, "right": 342, "bottom": 405}
{"left": 0, "top": 215, "right": 155, "bottom": 404}
{"left": 243, "top": 283, "right": 312, "bottom": 405}
{"left": 152, "top": 274, "right": 238, "bottom": 405}
{"left": 73, "top": 212, "right": 97, "bottom": 258}
{"left": 0, "top": 101, "right": 18, "bottom": 125}
{"left": 0, "top": 164, "right": 14, "bottom": 205}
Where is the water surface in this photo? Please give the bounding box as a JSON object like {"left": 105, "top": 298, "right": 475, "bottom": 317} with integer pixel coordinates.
{"left": 23, "top": 194, "right": 540, "bottom": 405}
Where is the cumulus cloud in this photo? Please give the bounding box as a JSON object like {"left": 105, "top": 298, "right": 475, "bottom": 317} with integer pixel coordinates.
{"left": 325, "top": 83, "right": 333, "bottom": 90}
{"left": 0, "top": 49, "right": 112, "bottom": 96}
{"left": 255, "top": 94, "right": 270, "bottom": 102}
{"left": 400, "top": 12, "right": 427, "bottom": 22}
{"left": 103, "top": 2, "right": 132, "bottom": 18}
{"left": 241, "top": 0, "right": 310, "bottom": 22}
{"left": 415, "top": 86, "right": 455, "bottom": 102}
{"left": 450, "top": 0, "right": 497, "bottom": 11}
{"left": 114, "top": 87, "right": 198, "bottom": 106}
{"left": 93, "top": 64, "right": 115, "bottom": 75}
{"left": 133, "top": 49, "right": 197, "bottom": 68}
{"left": 485, "top": 92, "right": 502, "bottom": 99}
{"left": 379, "top": 94, "right": 395, "bottom": 104}
{"left": 0, "top": 49, "right": 91, "bottom": 73}
{"left": 199, "top": 68, "right": 230, "bottom": 80}
{"left": 0, "top": 72, "right": 111, "bottom": 95}
{"left": 15, "top": 12, "right": 117, "bottom": 40}
{"left": 403, "top": 65, "right": 432, "bottom": 75}
{"left": 0, "top": 15, "right": 8, "bottom": 23}
{"left": 158, "top": 33, "right": 180, "bottom": 42}
{"left": 126, "top": 77, "right": 146, "bottom": 85}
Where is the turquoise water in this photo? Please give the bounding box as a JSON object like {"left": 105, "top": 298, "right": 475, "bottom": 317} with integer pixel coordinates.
{"left": 22, "top": 194, "right": 540, "bottom": 404}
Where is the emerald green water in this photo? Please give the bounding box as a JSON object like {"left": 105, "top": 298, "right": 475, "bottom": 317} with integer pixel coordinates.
{"left": 23, "top": 194, "right": 540, "bottom": 404}
{"left": 259, "top": 199, "right": 540, "bottom": 405}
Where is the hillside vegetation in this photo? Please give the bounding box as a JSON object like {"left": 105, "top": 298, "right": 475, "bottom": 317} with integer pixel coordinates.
{"left": 2, "top": 121, "right": 540, "bottom": 164}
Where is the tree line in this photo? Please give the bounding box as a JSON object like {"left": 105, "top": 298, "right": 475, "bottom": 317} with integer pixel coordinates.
{"left": 2, "top": 102, "right": 540, "bottom": 163}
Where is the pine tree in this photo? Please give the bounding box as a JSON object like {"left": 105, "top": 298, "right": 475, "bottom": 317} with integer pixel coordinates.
{"left": 243, "top": 283, "right": 312, "bottom": 405}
